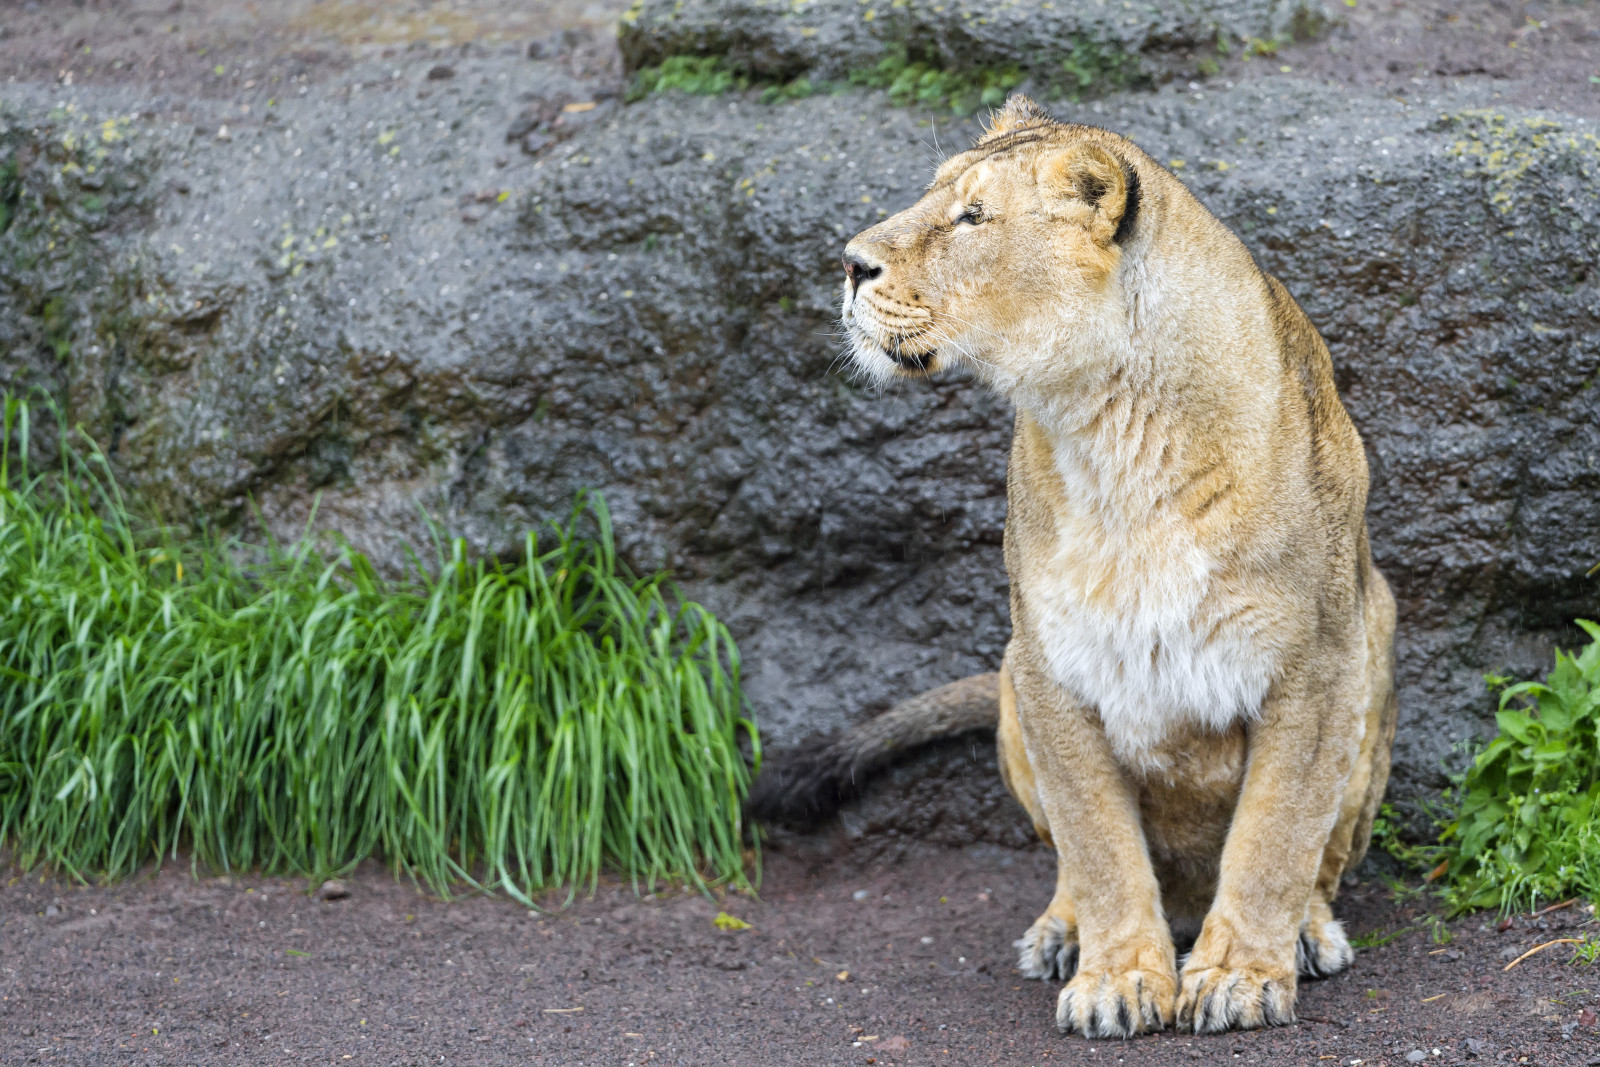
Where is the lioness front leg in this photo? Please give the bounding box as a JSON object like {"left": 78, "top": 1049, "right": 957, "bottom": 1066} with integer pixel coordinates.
{"left": 1177, "top": 673, "right": 1364, "bottom": 1033}
{"left": 997, "top": 662, "right": 1080, "bottom": 980}
{"left": 1009, "top": 652, "right": 1176, "bottom": 1039}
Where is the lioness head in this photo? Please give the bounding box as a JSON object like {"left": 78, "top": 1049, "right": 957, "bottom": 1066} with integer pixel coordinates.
{"left": 840, "top": 95, "right": 1149, "bottom": 392}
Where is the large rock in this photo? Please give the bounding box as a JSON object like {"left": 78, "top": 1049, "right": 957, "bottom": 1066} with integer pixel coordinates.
{"left": 618, "top": 0, "right": 1330, "bottom": 93}
{"left": 2, "top": 44, "right": 1597, "bottom": 815}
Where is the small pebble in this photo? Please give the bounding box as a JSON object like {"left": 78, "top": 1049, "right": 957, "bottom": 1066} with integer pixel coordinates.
{"left": 317, "top": 879, "right": 350, "bottom": 901}
{"left": 852, "top": 890, "right": 869, "bottom": 901}
{"left": 1405, "top": 1051, "right": 1427, "bottom": 1063}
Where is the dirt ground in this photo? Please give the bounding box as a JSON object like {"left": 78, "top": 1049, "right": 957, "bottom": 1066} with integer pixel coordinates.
{"left": 1225, "top": 0, "right": 1600, "bottom": 118}
{"left": 4, "top": 1, "right": 1600, "bottom": 1064}
{"left": 2, "top": 838, "right": 1598, "bottom": 1066}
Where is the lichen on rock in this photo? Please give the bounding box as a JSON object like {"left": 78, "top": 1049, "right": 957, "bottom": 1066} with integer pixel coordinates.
{"left": 1442, "top": 109, "right": 1600, "bottom": 216}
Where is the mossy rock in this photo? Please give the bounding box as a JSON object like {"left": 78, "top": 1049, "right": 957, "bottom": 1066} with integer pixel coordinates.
{"left": 618, "top": 0, "right": 1331, "bottom": 103}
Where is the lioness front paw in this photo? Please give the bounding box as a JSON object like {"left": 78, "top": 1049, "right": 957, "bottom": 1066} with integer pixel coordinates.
{"left": 1175, "top": 965, "right": 1295, "bottom": 1033}
{"left": 1296, "top": 916, "right": 1353, "bottom": 979}
{"left": 1056, "top": 967, "right": 1176, "bottom": 1038}
{"left": 1016, "top": 914, "right": 1078, "bottom": 981}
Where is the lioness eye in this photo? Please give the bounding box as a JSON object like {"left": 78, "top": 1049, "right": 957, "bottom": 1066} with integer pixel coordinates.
{"left": 955, "top": 203, "right": 983, "bottom": 226}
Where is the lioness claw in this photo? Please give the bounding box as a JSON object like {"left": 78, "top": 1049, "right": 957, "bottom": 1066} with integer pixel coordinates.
{"left": 1056, "top": 968, "right": 1175, "bottom": 1038}
{"left": 1175, "top": 966, "right": 1295, "bottom": 1034}
{"left": 1296, "top": 916, "right": 1355, "bottom": 979}
{"left": 1015, "top": 915, "right": 1078, "bottom": 981}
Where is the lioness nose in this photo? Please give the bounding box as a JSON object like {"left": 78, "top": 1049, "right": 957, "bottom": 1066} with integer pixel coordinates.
{"left": 842, "top": 253, "right": 883, "bottom": 291}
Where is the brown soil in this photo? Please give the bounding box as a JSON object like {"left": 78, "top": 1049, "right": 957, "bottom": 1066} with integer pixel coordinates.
{"left": 4, "top": 1, "right": 1600, "bottom": 1064}
{"left": 2, "top": 839, "right": 1597, "bottom": 1065}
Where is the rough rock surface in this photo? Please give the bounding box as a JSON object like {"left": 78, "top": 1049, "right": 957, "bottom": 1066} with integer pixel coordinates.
{"left": 3, "top": 23, "right": 1598, "bottom": 814}
{"left": 617, "top": 0, "right": 1329, "bottom": 89}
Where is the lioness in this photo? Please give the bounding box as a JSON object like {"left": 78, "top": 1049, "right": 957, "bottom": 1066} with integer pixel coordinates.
{"left": 834, "top": 96, "right": 1397, "bottom": 1037}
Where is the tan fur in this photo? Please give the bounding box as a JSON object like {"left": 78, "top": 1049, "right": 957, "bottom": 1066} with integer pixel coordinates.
{"left": 841, "top": 96, "right": 1397, "bottom": 1038}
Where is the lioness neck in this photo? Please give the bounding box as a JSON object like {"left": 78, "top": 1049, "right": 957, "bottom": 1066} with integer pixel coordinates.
{"left": 1013, "top": 235, "right": 1283, "bottom": 529}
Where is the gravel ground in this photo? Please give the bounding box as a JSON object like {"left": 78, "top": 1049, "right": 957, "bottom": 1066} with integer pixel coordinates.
{"left": 2, "top": 839, "right": 1597, "bottom": 1065}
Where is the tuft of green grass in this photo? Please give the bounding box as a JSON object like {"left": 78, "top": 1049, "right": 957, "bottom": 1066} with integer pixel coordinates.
{"left": 1437, "top": 621, "right": 1600, "bottom": 914}
{"left": 1348, "top": 911, "right": 1446, "bottom": 952}
{"left": 0, "top": 396, "right": 757, "bottom": 902}
{"left": 1349, "top": 927, "right": 1403, "bottom": 950}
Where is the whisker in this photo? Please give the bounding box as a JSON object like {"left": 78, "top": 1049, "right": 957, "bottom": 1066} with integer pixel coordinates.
{"left": 926, "top": 326, "right": 998, "bottom": 373}
{"left": 935, "top": 310, "right": 1007, "bottom": 345}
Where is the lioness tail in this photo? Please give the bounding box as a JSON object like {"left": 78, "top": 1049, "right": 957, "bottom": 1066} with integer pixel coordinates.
{"left": 746, "top": 672, "right": 1000, "bottom": 827}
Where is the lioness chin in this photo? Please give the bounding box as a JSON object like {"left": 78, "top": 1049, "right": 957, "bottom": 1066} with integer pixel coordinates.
{"left": 836, "top": 96, "right": 1396, "bottom": 1038}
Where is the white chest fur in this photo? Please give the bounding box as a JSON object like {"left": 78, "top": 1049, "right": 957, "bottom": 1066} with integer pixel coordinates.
{"left": 1023, "top": 462, "right": 1279, "bottom": 770}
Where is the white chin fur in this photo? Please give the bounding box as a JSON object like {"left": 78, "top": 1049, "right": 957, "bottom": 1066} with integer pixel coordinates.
{"left": 843, "top": 325, "right": 919, "bottom": 388}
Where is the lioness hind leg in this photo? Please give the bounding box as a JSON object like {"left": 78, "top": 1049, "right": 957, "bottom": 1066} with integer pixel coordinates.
{"left": 1301, "top": 565, "right": 1397, "bottom": 982}
{"left": 1296, "top": 896, "right": 1354, "bottom": 979}
{"left": 1016, "top": 855, "right": 1080, "bottom": 980}
{"left": 998, "top": 662, "right": 1080, "bottom": 981}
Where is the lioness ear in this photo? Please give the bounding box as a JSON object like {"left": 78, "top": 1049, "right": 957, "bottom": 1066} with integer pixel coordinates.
{"left": 1036, "top": 144, "right": 1140, "bottom": 246}
{"left": 975, "top": 93, "right": 1054, "bottom": 145}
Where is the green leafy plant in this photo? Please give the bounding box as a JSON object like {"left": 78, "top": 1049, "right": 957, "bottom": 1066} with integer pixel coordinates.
{"left": 1058, "top": 36, "right": 1141, "bottom": 95}
{"left": 627, "top": 55, "right": 747, "bottom": 102}
{"left": 1438, "top": 621, "right": 1600, "bottom": 913}
{"left": 629, "top": 47, "right": 1026, "bottom": 115}
{"left": 1369, "top": 801, "right": 1410, "bottom": 860}
{"left": 760, "top": 77, "right": 815, "bottom": 105}
{"left": 850, "top": 48, "right": 1023, "bottom": 116}
{"left": 1241, "top": 35, "right": 1285, "bottom": 58}
{"left": 0, "top": 396, "right": 757, "bottom": 902}
{"left": 628, "top": 35, "right": 1139, "bottom": 114}
{"left": 627, "top": 54, "right": 817, "bottom": 105}
{"left": 0, "top": 154, "right": 20, "bottom": 235}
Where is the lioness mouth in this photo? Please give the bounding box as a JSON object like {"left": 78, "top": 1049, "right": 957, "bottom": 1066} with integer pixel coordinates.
{"left": 886, "top": 346, "right": 934, "bottom": 371}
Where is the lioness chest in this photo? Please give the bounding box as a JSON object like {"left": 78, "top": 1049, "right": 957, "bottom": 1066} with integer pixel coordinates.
{"left": 1012, "top": 438, "right": 1283, "bottom": 770}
